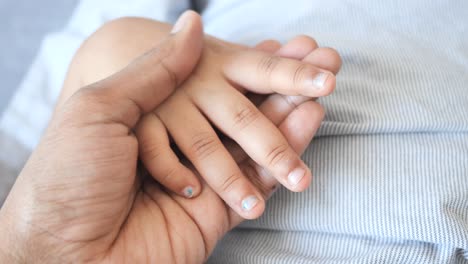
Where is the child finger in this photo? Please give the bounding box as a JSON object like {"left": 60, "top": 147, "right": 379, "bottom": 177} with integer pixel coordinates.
{"left": 190, "top": 84, "right": 312, "bottom": 193}
{"left": 234, "top": 36, "right": 325, "bottom": 161}
{"left": 254, "top": 42, "right": 341, "bottom": 124}
{"left": 156, "top": 92, "right": 266, "bottom": 219}
{"left": 223, "top": 49, "right": 336, "bottom": 97}
{"left": 277, "top": 101, "right": 325, "bottom": 155}
{"left": 246, "top": 36, "right": 318, "bottom": 106}
{"left": 254, "top": 100, "right": 326, "bottom": 195}
{"left": 135, "top": 113, "right": 201, "bottom": 198}
{"left": 242, "top": 40, "right": 281, "bottom": 106}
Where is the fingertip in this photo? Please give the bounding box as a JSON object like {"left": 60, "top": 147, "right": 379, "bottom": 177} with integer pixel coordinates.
{"left": 286, "top": 164, "right": 312, "bottom": 192}
{"left": 304, "top": 47, "right": 342, "bottom": 75}
{"left": 177, "top": 168, "right": 202, "bottom": 199}
{"left": 172, "top": 10, "right": 203, "bottom": 35}
{"left": 303, "top": 100, "right": 326, "bottom": 120}
{"left": 303, "top": 70, "right": 336, "bottom": 97}
{"left": 168, "top": 10, "right": 204, "bottom": 82}
{"left": 321, "top": 72, "right": 337, "bottom": 96}
{"left": 291, "top": 166, "right": 313, "bottom": 192}
{"left": 314, "top": 101, "right": 326, "bottom": 120}
{"left": 324, "top": 47, "right": 343, "bottom": 72}
{"left": 276, "top": 35, "right": 318, "bottom": 59}
{"left": 240, "top": 195, "right": 266, "bottom": 220}
{"left": 181, "top": 183, "right": 201, "bottom": 199}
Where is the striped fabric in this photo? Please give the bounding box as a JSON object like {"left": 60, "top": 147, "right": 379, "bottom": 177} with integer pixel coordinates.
{"left": 0, "top": 0, "right": 465, "bottom": 262}
{"left": 202, "top": 0, "right": 468, "bottom": 263}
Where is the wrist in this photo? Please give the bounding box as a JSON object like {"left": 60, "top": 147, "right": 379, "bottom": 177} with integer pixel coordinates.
{"left": 0, "top": 207, "right": 23, "bottom": 263}
{"left": 0, "top": 190, "right": 66, "bottom": 263}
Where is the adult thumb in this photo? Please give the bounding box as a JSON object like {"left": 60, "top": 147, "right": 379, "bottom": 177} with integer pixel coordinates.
{"left": 69, "top": 11, "right": 204, "bottom": 128}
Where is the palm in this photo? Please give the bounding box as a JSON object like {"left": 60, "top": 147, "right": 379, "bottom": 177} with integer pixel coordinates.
{"left": 63, "top": 123, "right": 252, "bottom": 263}
{"left": 20, "top": 112, "right": 247, "bottom": 262}
{"left": 107, "top": 175, "right": 234, "bottom": 263}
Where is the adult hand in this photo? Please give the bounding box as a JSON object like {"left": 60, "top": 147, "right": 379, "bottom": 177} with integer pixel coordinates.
{"left": 0, "top": 12, "right": 205, "bottom": 263}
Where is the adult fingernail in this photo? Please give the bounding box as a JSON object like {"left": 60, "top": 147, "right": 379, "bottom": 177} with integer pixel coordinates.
{"left": 288, "top": 167, "right": 306, "bottom": 186}
{"left": 241, "top": 195, "right": 259, "bottom": 211}
{"left": 183, "top": 186, "right": 194, "bottom": 198}
{"left": 171, "top": 11, "right": 190, "bottom": 34}
{"left": 306, "top": 72, "right": 329, "bottom": 90}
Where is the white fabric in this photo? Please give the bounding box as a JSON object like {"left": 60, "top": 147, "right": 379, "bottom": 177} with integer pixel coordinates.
{"left": 0, "top": 0, "right": 189, "bottom": 150}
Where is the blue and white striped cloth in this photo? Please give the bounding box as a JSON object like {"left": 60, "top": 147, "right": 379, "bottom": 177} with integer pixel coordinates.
{"left": 201, "top": 0, "right": 468, "bottom": 263}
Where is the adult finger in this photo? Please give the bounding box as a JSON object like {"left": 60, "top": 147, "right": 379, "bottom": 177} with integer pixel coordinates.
{"left": 68, "top": 11, "right": 204, "bottom": 129}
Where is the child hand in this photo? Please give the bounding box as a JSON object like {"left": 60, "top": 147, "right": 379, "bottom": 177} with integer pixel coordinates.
{"left": 225, "top": 37, "right": 342, "bottom": 198}
{"left": 135, "top": 20, "right": 339, "bottom": 219}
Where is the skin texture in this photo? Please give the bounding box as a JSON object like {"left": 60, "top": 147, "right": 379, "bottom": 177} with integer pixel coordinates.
{"left": 59, "top": 15, "right": 340, "bottom": 220}
{"left": 0, "top": 12, "right": 341, "bottom": 263}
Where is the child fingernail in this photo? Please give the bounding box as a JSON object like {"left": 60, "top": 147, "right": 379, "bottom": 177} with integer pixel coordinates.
{"left": 288, "top": 167, "right": 306, "bottom": 187}
{"left": 307, "top": 72, "right": 329, "bottom": 90}
{"left": 183, "top": 186, "right": 194, "bottom": 198}
{"left": 241, "top": 195, "right": 259, "bottom": 211}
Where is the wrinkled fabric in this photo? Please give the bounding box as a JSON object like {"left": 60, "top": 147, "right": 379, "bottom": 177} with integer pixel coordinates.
{"left": 1, "top": 0, "right": 467, "bottom": 263}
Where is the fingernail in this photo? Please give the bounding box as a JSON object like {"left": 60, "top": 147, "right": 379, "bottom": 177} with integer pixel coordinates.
{"left": 288, "top": 168, "right": 306, "bottom": 186}
{"left": 241, "top": 195, "right": 259, "bottom": 211}
{"left": 171, "top": 12, "right": 190, "bottom": 34}
{"left": 307, "top": 72, "right": 329, "bottom": 90}
{"left": 183, "top": 186, "right": 194, "bottom": 198}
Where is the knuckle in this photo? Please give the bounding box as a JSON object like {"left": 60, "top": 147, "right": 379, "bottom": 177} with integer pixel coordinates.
{"left": 257, "top": 55, "right": 280, "bottom": 80}
{"left": 159, "top": 166, "right": 179, "bottom": 185}
{"left": 139, "top": 142, "right": 164, "bottom": 162}
{"left": 143, "top": 40, "right": 179, "bottom": 89}
{"left": 265, "top": 143, "right": 290, "bottom": 168}
{"left": 233, "top": 103, "right": 261, "bottom": 130}
{"left": 292, "top": 64, "right": 309, "bottom": 90}
{"left": 219, "top": 173, "right": 243, "bottom": 193}
{"left": 60, "top": 87, "right": 112, "bottom": 125}
{"left": 159, "top": 56, "right": 179, "bottom": 87}
{"left": 72, "top": 85, "right": 104, "bottom": 105}
{"left": 190, "top": 133, "right": 220, "bottom": 159}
